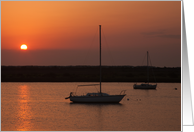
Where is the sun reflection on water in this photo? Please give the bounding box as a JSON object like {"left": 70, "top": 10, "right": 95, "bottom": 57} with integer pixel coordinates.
{"left": 16, "top": 85, "right": 33, "bottom": 131}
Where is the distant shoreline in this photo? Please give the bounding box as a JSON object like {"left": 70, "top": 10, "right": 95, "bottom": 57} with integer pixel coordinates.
{"left": 1, "top": 66, "right": 181, "bottom": 83}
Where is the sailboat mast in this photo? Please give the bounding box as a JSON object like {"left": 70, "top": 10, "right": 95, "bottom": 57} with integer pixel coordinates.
{"left": 99, "top": 25, "right": 102, "bottom": 93}
{"left": 147, "top": 51, "right": 149, "bottom": 84}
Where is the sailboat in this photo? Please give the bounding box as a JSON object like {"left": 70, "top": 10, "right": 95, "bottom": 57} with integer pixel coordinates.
{"left": 65, "top": 25, "right": 126, "bottom": 103}
{"left": 133, "top": 51, "right": 157, "bottom": 89}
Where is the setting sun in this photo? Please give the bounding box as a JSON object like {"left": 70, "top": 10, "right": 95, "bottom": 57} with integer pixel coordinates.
{"left": 20, "top": 44, "right": 27, "bottom": 50}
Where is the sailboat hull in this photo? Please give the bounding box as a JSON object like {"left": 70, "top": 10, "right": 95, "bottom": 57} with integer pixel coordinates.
{"left": 133, "top": 84, "right": 157, "bottom": 89}
{"left": 70, "top": 95, "right": 126, "bottom": 103}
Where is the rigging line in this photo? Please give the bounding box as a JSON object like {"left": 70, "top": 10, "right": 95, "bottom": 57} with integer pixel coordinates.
{"left": 75, "top": 86, "right": 79, "bottom": 95}
{"left": 78, "top": 84, "right": 99, "bottom": 87}
{"left": 95, "top": 85, "right": 99, "bottom": 93}
{"left": 141, "top": 52, "right": 147, "bottom": 66}
{"left": 76, "top": 84, "right": 100, "bottom": 94}
{"left": 82, "top": 27, "right": 99, "bottom": 65}
{"left": 102, "top": 29, "right": 115, "bottom": 66}
{"left": 135, "top": 52, "right": 147, "bottom": 83}
{"left": 148, "top": 53, "right": 157, "bottom": 83}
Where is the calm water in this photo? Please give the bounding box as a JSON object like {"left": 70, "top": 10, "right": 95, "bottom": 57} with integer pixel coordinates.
{"left": 1, "top": 82, "right": 181, "bottom": 131}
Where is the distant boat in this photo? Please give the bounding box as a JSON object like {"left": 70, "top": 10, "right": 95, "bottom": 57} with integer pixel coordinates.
{"left": 133, "top": 51, "right": 157, "bottom": 89}
{"left": 65, "top": 25, "right": 126, "bottom": 103}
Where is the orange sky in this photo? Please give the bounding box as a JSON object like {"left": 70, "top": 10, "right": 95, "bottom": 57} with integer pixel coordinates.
{"left": 1, "top": 1, "right": 181, "bottom": 67}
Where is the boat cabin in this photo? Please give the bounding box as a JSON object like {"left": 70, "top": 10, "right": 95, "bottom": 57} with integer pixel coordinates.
{"left": 140, "top": 84, "right": 150, "bottom": 86}
{"left": 86, "top": 93, "right": 109, "bottom": 96}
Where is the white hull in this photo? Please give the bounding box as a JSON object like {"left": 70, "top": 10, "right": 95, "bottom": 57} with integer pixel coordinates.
{"left": 133, "top": 84, "right": 157, "bottom": 89}
{"left": 70, "top": 95, "right": 125, "bottom": 103}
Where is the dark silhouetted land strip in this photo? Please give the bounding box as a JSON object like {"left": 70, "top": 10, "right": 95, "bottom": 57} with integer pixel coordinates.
{"left": 1, "top": 66, "right": 181, "bottom": 82}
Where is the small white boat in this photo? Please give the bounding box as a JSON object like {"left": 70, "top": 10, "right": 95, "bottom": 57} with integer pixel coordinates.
{"left": 133, "top": 51, "right": 157, "bottom": 89}
{"left": 65, "top": 25, "right": 126, "bottom": 103}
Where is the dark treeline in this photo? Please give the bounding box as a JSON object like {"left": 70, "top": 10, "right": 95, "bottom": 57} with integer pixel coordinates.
{"left": 1, "top": 66, "right": 181, "bottom": 82}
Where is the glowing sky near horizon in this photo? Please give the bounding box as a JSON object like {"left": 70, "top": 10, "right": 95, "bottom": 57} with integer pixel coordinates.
{"left": 1, "top": 1, "right": 181, "bottom": 67}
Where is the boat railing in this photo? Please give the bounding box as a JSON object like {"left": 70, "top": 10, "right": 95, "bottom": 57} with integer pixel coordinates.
{"left": 120, "top": 90, "right": 126, "bottom": 95}
{"left": 74, "top": 84, "right": 100, "bottom": 96}
{"left": 70, "top": 92, "right": 77, "bottom": 96}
